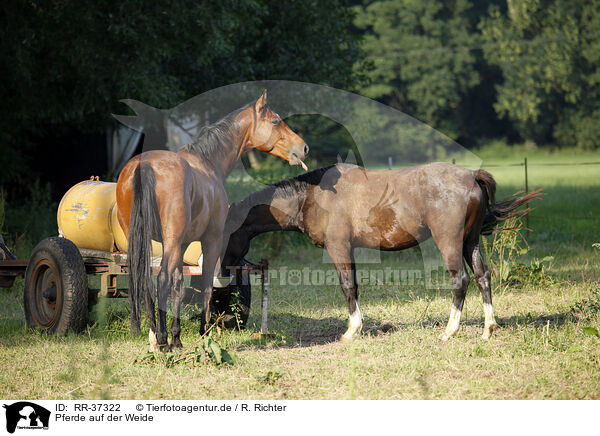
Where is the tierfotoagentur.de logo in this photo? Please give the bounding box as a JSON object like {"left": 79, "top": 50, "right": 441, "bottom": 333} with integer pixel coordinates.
{"left": 2, "top": 402, "right": 50, "bottom": 433}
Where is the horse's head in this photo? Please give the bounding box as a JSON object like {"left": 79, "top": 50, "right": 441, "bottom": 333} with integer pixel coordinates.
{"left": 245, "top": 90, "right": 309, "bottom": 170}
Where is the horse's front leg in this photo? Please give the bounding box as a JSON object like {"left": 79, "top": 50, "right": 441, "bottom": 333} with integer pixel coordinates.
{"left": 327, "top": 242, "right": 362, "bottom": 341}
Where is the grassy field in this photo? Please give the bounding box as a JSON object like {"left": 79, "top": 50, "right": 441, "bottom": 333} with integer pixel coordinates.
{"left": 1, "top": 148, "right": 599, "bottom": 399}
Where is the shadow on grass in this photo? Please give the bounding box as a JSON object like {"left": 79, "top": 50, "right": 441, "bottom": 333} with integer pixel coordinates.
{"left": 395, "top": 310, "right": 574, "bottom": 337}
{"left": 400, "top": 310, "right": 573, "bottom": 331}
{"left": 231, "top": 313, "right": 399, "bottom": 349}
{"left": 235, "top": 309, "right": 575, "bottom": 350}
{"left": 0, "top": 296, "right": 575, "bottom": 352}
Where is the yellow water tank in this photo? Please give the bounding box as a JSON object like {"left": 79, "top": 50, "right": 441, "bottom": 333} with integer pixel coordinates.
{"left": 58, "top": 179, "right": 203, "bottom": 264}
{"left": 57, "top": 180, "right": 117, "bottom": 252}
{"left": 184, "top": 241, "right": 203, "bottom": 266}
{"left": 109, "top": 204, "right": 163, "bottom": 257}
{"left": 111, "top": 206, "right": 203, "bottom": 265}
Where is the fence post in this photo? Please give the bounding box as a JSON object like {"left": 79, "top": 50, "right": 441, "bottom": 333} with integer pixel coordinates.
{"left": 524, "top": 157, "right": 529, "bottom": 229}
{"left": 260, "top": 259, "right": 269, "bottom": 335}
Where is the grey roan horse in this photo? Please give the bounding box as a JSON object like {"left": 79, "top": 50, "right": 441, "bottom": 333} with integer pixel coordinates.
{"left": 223, "top": 163, "right": 542, "bottom": 341}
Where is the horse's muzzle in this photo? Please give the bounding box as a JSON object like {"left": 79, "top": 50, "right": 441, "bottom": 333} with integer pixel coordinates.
{"left": 289, "top": 142, "right": 309, "bottom": 171}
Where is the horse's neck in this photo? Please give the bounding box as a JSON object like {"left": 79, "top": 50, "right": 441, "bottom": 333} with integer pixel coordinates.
{"left": 231, "top": 190, "right": 304, "bottom": 236}
{"left": 224, "top": 191, "right": 303, "bottom": 268}
{"left": 216, "top": 138, "right": 244, "bottom": 180}
{"left": 193, "top": 119, "right": 248, "bottom": 181}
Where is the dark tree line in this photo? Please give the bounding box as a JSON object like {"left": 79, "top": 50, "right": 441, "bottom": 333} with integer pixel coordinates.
{"left": 0, "top": 0, "right": 363, "bottom": 198}
{"left": 1, "top": 0, "right": 597, "bottom": 203}
{"left": 354, "top": 0, "right": 600, "bottom": 150}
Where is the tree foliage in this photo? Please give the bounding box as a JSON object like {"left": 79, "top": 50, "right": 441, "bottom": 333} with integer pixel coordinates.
{"left": 353, "top": 0, "right": 503, "bottom": 144}
{"left": 2, "top": 0, "right": 599, "bottom": 200}
{"left": 481, "top": 0, "right": 600, "bottom": 149}
{"left": 0, "top": 0, "right": 364, "bottom": 189}
{"left": 354, "top": 0, "right": 600, "bottom": 151}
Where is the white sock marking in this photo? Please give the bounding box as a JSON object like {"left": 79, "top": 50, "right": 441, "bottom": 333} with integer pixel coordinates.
{"left": 442, "top": 305, "right": 462, "bottom": 339}
{"left": 483, "top": 303, "right": 496, "bottom": 325}
{"left": 342, "top": 303, "right": 363, "bottom": 340}
{"left": 148, "top": 329, "right": 160, "bottom": 352}
{"left": 482, "top": 302, "right": 498, "bottom": 338}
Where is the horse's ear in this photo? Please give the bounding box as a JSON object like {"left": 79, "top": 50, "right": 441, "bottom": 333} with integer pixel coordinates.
{"left": 254, "top": 90, "right": 267, "bottom": 115}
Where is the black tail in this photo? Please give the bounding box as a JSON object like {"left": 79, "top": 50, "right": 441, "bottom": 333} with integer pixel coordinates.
{"left": 475, "top": 169, "right": 544, "bottom": 235}
{"left": 128, "top": 163, "right": 161, "bottom": 335}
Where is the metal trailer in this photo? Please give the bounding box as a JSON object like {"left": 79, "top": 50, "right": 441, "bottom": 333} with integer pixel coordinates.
{"left": 0, "top": 236, "right": 270, "bottom": 335}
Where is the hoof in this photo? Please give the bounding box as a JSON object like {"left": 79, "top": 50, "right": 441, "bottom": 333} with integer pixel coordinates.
{"left": 171, "top": 338, "right": 183, "bottom": 350}
{"left": 149, "top": 343, "right": 171, "bottom": 353}
{"left": 340, "top": 334, "right": 354, "bottom": 343}
{"left": 481, "top": 323, "right": 499, "bottom": 340}
{"left": 439, "top": 334, "right": 450, "bottom": 342}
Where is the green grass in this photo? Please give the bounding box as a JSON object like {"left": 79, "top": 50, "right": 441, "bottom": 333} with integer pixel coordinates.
{"left": 0, "top": 147, "right": 599, "bottom": 399}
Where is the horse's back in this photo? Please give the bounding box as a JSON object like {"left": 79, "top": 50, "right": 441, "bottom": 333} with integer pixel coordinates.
{"left": 326, "top": 162, "right": 479, "bottom": 211}
{"left": 391, "top": 163, "right": 486, "bottom": 245}
{"left": 404, "top": 162, "right": 479, "bottom": 203}
{"left": 116, "top": 150, "right": 191, "bottom": 236}
{"left": 305, "top": 162, "right": 484, "bottom": 249}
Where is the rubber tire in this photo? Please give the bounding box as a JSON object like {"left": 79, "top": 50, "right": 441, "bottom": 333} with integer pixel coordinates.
{"left": 211, "top": 267, "right": 251, "bottom": 329}
{"left": 24, "top": 237, "right": 88, "bottom": 334}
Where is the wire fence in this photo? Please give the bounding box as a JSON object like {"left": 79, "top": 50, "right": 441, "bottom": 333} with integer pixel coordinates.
{"left": 449, "top": 157, "right": 600, "bottom": 228}
{"left": 479, "top": 161, "right": 600, "bottom": 167}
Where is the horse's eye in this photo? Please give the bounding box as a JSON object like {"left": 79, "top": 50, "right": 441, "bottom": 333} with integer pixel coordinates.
{"left": 271, "top": 119, "right": 281, "bottom": 125}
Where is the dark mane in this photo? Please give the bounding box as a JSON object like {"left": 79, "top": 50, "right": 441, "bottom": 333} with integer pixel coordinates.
{"left": 181, "top": 105, "right": 247, "bottom": 160}
{"left": 226, "top": 165, "right": 338, "bottom": 236}
{"left": 270, "top": 165, "right": 336, "bottom": 198}
{"left": 229, "top": 165, "right": 335, "bottom": 216}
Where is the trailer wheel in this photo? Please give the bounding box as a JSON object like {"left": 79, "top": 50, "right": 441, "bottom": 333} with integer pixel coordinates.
{"left": 188, "top": 266, "right": 251, "bottom": 330}
{"left": 24, "top": 237, "right": 88, "bottom": 334}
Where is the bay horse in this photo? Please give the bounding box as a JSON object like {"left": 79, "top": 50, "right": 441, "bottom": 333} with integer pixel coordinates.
{"left": 116, "top": 91, "right": 308, "bottom": 351}
{"left": 223, "top": 163, "right": 542, "bottom": 341}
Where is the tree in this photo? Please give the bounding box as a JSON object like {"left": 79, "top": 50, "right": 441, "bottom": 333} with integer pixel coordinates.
{"left": 481, "top": 0, "right": 600, "bottom": 149}
{"left": 353, "top": 0, "right": 503, "bottom": 146}
{"left": 0, "top": 0, "right": 365, "bottom": 192}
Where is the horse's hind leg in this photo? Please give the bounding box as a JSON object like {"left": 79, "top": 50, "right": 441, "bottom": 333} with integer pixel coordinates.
{"left": 155, "top": 266, "right": 171, "bottom": 352}
{"left": 327, "top": 242, "right": 362, "bottom": 341}
{"left": 156, "top": 241, "right": 184, "bottom": 351}
{"left": 464, "top": 240, "right": 498, "bottom": 339}
{"left": 198, "top": 230, "right": 224, "bottom": 335}
{"left": 169, "top": 257, "right": 185, "bottom": 349}
{"left": 144, "top": 281, "right": 160, "bottom": 352}
{"left": 435, "top": 234, "right": 470, "bottom": 341}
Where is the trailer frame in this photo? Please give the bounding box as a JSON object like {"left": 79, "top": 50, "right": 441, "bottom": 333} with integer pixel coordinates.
{"left": 0, "top": 237, "right": 270, "bottom": 335}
